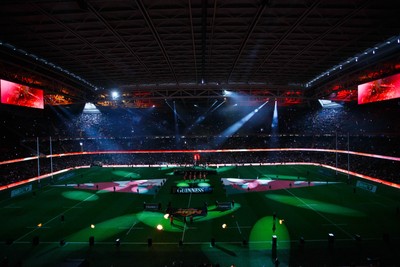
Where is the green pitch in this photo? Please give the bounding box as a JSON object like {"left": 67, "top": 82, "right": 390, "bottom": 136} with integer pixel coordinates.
{"left": 0, "top": 165, "right": 399, "bottom": 266}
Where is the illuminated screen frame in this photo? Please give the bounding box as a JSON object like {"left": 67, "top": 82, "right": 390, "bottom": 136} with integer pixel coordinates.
{"left": 358, "top": 73, "right": 400, "bottom": 104}
{"left": 0, "top": 79, "right": 44, "bottom": 109}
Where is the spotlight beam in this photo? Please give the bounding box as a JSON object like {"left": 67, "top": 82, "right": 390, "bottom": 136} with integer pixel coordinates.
{"left": 166, "top": 100, "right": 185, "bottom": 123}
{"left": 210, "top": 100, "right": 226, "bottom": 113}
{"left": 214, "top": 101, "right": 268, "bottom": 147}
{"left": 185, "top": 100, "right": 219, "bottom": 134}
{"left": 173, "top": 101, "right": 180, "bottom": 145}
{"left": 271, "top": 100, "right": 278, "bottom": 129}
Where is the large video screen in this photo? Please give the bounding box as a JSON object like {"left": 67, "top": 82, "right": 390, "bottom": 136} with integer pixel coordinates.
{"left": 0, "top": 79, "right": 44, "bottom": 109}
{"left": 358, "top": 73, "right": 400, "bottom": 104}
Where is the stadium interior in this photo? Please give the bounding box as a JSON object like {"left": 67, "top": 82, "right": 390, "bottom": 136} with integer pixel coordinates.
{"left": 1, "top": 1, "right": 400, "bottom": 267}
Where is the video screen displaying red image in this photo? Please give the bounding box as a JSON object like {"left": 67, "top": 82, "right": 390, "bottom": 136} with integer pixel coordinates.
{"left": 1, "top": 79, "right": 44, "bottom": 109}
{"left": 358, "top": 73, "right": 400, "bottom": 104}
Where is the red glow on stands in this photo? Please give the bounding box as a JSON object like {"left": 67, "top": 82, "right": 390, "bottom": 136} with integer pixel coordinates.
{"left": 133, "top": 91, "right": 151, "bottom": 97}
{"left": 328, "top": 89, "right": 357, "bottom": 101}
{"left": 337, "top": 90, "right": 356, "bottom": 101}
{"left": 278, "top": 91, "right": 303, "bottom": 106}
{"left": 281, "top": 98, "right": 303, "bottom": 106}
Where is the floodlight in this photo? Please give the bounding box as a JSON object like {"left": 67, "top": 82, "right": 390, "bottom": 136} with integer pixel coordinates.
{"left": 83, "top": 102, "right": 100, "bottom": 114}
{"left": 319, "top": 99, "right": 342, "bottom": 108}
{"left": 223, "top": 90, "right": 233, "bottom": 96}
{"left": 111, "top": 91, "right": 119, "bottom": 99}
{"left": 328, "top": 233, "right": 335, "bottom": 243}
{"left": 272, "top": 235, "right": 277, "bottom": 248}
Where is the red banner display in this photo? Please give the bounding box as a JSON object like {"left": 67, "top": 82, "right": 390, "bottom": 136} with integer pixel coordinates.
{"left": 0, "top": 79, "right": 44, "bottom": 109}
{"left": 358, "top": 73, "right": 400, "bottom": 104}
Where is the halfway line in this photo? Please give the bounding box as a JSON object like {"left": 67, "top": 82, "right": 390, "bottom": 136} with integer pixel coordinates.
{"left": 126, "top": 218, "right": 140, "bottom": 236}
{"left": 181, "top": 193, "right": 193, "bottom": 242}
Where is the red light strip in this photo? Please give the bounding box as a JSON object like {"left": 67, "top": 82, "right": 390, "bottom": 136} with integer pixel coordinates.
{"left": 1, "top": 149, "right": 399, "bottom": 191}
{"left": 1, "top": 161, "right": 399, "bottom": 192}
{"left": 0, "top": 166, "right": 91, "bottom": 191}
{"left": 1, "top": 148, "right": 399, "bottom": 166}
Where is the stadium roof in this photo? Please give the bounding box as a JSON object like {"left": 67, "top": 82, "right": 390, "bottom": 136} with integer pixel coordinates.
{"left": 1, "top": 0, "right": 400, "bottom": 106}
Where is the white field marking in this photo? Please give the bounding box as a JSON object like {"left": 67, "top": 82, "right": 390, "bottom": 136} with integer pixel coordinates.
{"left": 15, "top": 193, "right": 97, "bottom": 242}
{"left": 185, "top": 226, "right": 198, "bottom": 230}
{"left": 235, "top": 221, "right": 242, "bottom": 235}
{"left": 223, "top": 225, "right": 252, "bottom": 229}
{"left": 284, "top": 189, "right": 354, "bottom": 238}
{"left": 62, "top": 206, "right": 83, "bottom": 209}
{"left": 43, "top": 188, "right": 55, "bottom": 193}
{"left": 297, "top": 203, "right": 319, "bottom": 207}
{"left": 123, "top": 172, "right": 135, "bottom": 179}
{"left": 3, "top": 205, "right": 22, "bottom": 209}
{"left": 180, "top": 219, "right": 188, "bottom": 241}
{"left": 0, "top": 198, "right": 12, "bottom": 206}
{"left": 180, "top": 193, "right": 193, "bottom": 242}
{"left": 118, "top": 226, "right": 143, "bottom": 230}
{"left": 9, "top": 236, "right": 383, "bottom": 246}
{"left": 322, "top": 223, "right": 347, "bottom": 226}
{"left": 26, "top": 226, "right": 51, "bottom": 229}
{"left": 187, "top": 193, "right": 193, "bottom": 208}
{"left": 125, "top": 218, "right": 141, "bottom": 236}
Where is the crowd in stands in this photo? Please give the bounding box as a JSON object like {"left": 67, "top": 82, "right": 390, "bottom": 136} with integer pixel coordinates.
{"left": 1, "top": 99, "right": 399, "bottom": 186}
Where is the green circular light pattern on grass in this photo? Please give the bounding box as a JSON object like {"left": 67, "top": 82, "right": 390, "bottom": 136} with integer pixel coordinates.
{"left": 136, "top": 211, "right": 183, "bottom": 232}
{"left": 192, "top": 166, "right": 215, "bottom": 171}
{"left": 159, "top": 166, "right": 176, "bottom": 171}
{"left": 136, "top": 205, "right": 242, "bottom": 231}
{"left": 265, "top": 194, "right": 365, "bottom": 217}
{"left": 66, "top": 214, "right": 138, "bottom": 242}
{"left": 62, "top": 191, "right": 99, "bottom": 201}
{"left": 112, "top": 170, "right": 141, "bottom": 178}
{"left": 197, "top": 182, "right": 211, "bottom": 187}
{"left": 201, "top": 206, "right": 269, "bottom": 267}
{"left": 216, "top": 166, "right": 235, "bottom": 173}
{"left": 249, "top": 216, "right": 290, "bottom": 250}
{"left": 176, "top": 182, "right": 190, "bottom": 187}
